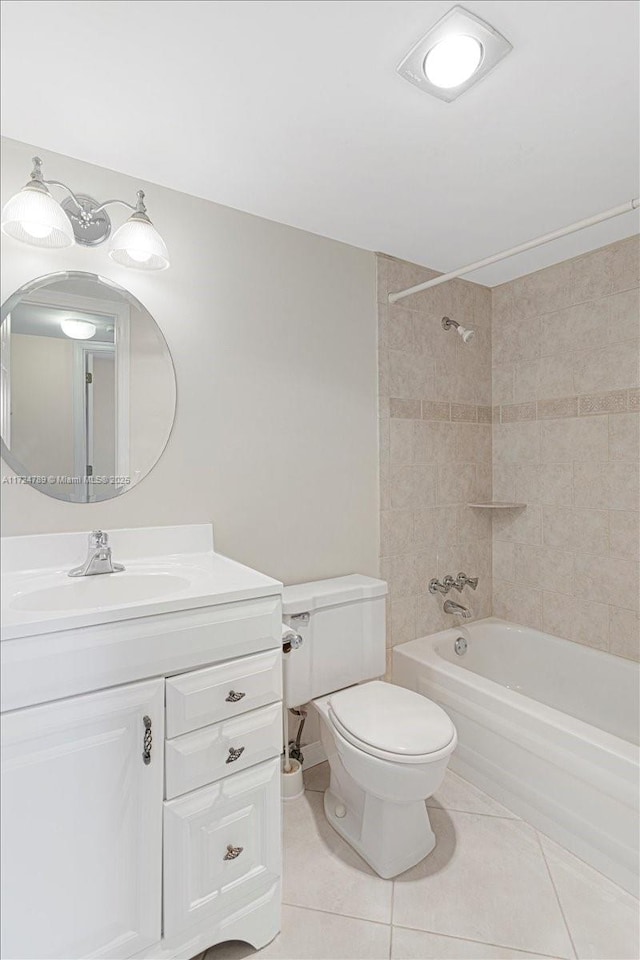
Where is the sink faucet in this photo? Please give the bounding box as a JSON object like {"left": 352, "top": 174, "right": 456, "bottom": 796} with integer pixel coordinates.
{"left": 443, "top": 599, "right": 472, "bottom": 619}
{"left": 68, "top": 531, "right": 125, "bottom": 578}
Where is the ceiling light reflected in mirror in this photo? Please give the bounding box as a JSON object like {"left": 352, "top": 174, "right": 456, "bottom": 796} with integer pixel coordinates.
{"left": 59, "top": 319, "right": 97, "bottom": 340}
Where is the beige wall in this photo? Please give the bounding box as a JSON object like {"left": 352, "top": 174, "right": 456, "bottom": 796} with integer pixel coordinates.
{"left": 10, "top": 333, "right": 74, "bottom": 477}
{"left": 1, "top": 137, "right": 379, "bottom": 585}
{"left": 377, "top": 255, "right": 493, "bottom": 675}
{"left": 492, "top": 235, "right": 640, "bottom": 661}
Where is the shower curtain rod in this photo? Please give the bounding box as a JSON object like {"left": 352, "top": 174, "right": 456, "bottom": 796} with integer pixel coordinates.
{"left": 388, "top": 198, "right": 640, "bottom": 304}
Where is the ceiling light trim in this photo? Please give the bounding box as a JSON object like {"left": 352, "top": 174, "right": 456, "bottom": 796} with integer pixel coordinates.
{"left": 397, "top": 5, "right": 512, "bottom": 103}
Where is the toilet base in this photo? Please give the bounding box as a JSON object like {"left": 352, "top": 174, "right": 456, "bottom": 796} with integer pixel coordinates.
{"left": 323, "top": 775, "right": 436, "bottom": 879}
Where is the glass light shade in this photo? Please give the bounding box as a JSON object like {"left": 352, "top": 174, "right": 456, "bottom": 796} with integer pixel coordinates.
{"left": 1, "top": 186, "right": 75, "bottom": 248}
{"left": 109, "top": 216, "right": 170, "bottom": 271}
{"left": 60, "top": 318, "right": 96, "bottom": 340}
{"left": 424, "top": 35, "right": 483, "bottom": 89}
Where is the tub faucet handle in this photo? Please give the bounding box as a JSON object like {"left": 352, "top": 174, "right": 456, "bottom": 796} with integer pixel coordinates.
{"left": 429, "top": 577, "right": 452, "bottom": 595}
{"left": 456, "top": 572, "right": 478, "bottom": 591}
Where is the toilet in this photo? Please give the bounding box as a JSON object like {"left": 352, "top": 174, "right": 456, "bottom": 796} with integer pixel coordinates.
{"left": 282, "top": 574, "right": 457, "bottom": 879}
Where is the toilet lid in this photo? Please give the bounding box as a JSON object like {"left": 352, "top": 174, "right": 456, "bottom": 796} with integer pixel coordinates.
{"left": 328, "top": 681, "right": 455, "bottom": 759}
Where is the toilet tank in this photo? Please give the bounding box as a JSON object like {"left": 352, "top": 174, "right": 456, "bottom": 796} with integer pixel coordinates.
{"left": 282, "top": 574, "right": 387, "bottom": 707}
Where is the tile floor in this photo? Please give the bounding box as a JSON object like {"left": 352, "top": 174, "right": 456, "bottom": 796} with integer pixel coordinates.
{"left": 200, "top": 763, "right": 639, "bottom": 960}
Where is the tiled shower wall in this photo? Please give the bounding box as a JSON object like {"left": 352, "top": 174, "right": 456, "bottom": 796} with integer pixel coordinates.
{"left": 377, "top": 255, "right": 493, "bottom": 675}
{"left": 491, "top": 235, "right": 640, "bottom": 661}
{"left": 378, "top": 235, "right": 639, "bottom": 668}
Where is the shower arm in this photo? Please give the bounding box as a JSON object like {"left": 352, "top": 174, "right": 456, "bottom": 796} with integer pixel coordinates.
{"left": 388, "top": 198, "right": 640, "bottom": 305}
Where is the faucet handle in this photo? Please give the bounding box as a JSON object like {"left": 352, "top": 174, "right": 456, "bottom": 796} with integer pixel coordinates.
{"left": 89, "top": 530, "right": 109, "bottom": 548}
{"left": 456, "top": 572, "right": 478, "bottom": 590}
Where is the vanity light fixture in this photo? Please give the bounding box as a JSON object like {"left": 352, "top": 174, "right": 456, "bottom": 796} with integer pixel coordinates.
{"left": 1, "top": 157, "right": 170, "bottom": 271}
{"left": 397, "top": 5, "right": 512, "bottom": 102}
{"left": 59, "top": 318, "right": 96, "bottom": 340}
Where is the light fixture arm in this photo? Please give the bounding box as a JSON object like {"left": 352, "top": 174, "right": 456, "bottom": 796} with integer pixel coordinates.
{"left": 43, "top": 179, "right": 86, "bottom": 213}
{"left": 28, "top": 155, "right": 86, "bottom": 214}
{"left": 30, "top": 157, "right": 144, "bottom": 218}
{"left": 92, "top": 193, "right": 143, "bottom": 216}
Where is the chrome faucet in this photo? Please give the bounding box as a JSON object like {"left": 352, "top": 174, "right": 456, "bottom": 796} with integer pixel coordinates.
{"left": 68, "top": 531, "right": 125, "bottom": 578}
{"left": 429, "top": 575, "right": 457, "bottom": 595}
{"left": 443, "top": 599, "right": 472, "bottom": 619}
{"left": 453, "top": 572, "right": 479, "bottom": 592}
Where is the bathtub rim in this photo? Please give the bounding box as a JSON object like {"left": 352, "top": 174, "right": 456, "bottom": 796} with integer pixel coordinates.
{"left": 392, "top": 617, "right": 639, "bottom": 767}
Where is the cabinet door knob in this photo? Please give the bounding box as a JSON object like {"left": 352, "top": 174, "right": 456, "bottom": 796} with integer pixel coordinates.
{"left": 225, "top": 690, "right": 246, "bottom": 702}
{"left": 223, "top": 844, "right": 243, "bottom": 860}
{"left": 226, "top": 746, "right": 245, "bottom": 764}
{"left": 142, "top": 715, "right": 152, "bottom": 765}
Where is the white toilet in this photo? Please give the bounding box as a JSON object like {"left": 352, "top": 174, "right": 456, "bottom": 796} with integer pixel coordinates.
{"left": 282, "top": 574, "right": 457, "bottom": 879}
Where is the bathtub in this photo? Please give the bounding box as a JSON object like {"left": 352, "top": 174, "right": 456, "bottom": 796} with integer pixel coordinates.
{"left": 393, "top": 618, "right": 640, "bottom": 895}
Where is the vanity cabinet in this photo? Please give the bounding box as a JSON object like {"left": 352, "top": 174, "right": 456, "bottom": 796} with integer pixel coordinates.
{"left": 1, "top": 527, "right": 283, "bottom": 960}
{"left": 0, "top": 678, "right": 165, "bottom": 960}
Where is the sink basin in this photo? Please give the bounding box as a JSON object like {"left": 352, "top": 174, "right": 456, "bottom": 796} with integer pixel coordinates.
{"left": 2, "top": 524, "right": 283, "bottom": 641}
{"left": 10, "top": 572, "right": 191, "bottom": 613}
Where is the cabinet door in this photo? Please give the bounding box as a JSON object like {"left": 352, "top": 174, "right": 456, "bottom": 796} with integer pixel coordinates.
{"left": 1, "top": 678, "right": 164, "bottom": 960}
{"left": 163, "top": 757, "right": 281, "bottom": 938}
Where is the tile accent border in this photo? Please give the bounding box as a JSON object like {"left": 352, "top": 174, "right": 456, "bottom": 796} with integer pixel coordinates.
{"left": 391, "top": 400, "right": 493, "bottom": 421}
{"left": 388, "top": 391, "right": 638, "bottom": 422}
{"left": 494, "top": 388, "right": 638, "bottom": 423}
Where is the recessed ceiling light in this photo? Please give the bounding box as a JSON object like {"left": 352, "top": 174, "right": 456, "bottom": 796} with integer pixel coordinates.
{"left": 424, "top": 35, "right": 483, "bottom": 89}
{"left": 60, "top": 318, "right": 96, "bottom": 340}
{"left": 397, "top": 5, "right": 512, "bottom": 103}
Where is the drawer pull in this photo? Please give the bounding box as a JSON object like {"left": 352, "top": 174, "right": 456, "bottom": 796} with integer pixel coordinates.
{"left": 226, "top": 690, "right": 246, "bottom": 703}
{"left": 226, "top": 746, "right": 245, "bottom": 764}
{"left": 142, "top": 715, "right": 152, "bottom": 765}
{"left": 223, "top": 844, "right": 244, "bottom": 861}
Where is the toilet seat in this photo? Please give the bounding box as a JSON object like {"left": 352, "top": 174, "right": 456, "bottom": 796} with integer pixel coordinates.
{"left": 326, "top": 680, "right": 456, "bottom": 764}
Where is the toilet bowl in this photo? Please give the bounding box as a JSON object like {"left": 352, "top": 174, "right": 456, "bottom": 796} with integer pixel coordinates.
{"left": 282, "top": 575, "right": 457, "bottom": 879}
{"left": 313, "top": 679, "right": 457, "bottom": 879}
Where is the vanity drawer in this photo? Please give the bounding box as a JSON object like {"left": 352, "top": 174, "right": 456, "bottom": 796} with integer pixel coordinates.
{"left": 165, "top": 702, "right": 282, "bottom": 799}
{"left": 163, "top": 757, "right": 281, "bottom": 938}
{"left": 165, "top": 649, "right": 282, "bottom": 738}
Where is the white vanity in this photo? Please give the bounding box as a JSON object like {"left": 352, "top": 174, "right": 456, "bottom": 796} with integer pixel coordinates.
{"left": 1, "top": 524, "right": 283, "bottom": 960}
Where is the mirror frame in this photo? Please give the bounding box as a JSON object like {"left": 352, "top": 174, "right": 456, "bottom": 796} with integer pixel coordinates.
{"left": 0, "top": 270, "right": 177, "bottom": 503}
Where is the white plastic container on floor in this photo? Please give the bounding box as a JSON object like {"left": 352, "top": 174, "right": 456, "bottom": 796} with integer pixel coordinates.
{"left": 282, "top": 759, "right": 304, "bottom": 800}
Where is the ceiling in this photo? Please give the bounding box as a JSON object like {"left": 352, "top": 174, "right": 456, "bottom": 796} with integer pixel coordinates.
{"left": 1, "top": 0, "right": 639, "bottom": 285}
{"left": 13, "top": 303, "right": 115, "bottom": 343}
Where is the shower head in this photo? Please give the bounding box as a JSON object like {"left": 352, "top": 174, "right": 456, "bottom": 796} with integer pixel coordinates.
{"left": 442, "top": 316, "right": 475, "bottom": 344}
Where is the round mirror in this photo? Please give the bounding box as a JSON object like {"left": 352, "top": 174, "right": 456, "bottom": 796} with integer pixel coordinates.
{"left": 1, "top": 271, "right": 176, "bottom": 502}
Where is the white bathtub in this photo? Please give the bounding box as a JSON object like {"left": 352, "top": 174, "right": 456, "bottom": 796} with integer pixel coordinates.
{"left": 393, "top": 618, "right": 639, "bottom": 895}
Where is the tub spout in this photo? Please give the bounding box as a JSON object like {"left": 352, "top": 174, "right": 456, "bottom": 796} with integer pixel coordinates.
{"left": 444, "top": 599, "right": 472, "bottom": 619}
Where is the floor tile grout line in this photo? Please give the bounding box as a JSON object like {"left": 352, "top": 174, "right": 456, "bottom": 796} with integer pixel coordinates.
{"left": 389, "top": 923, "right": 567, "bottom": 960}
{"left": 532, "top": 827, "right": 640, "bottom": 900}
{"left": 279, "top": 898, "right": 393, "bottom": 929}
{"left": 425, "top": 804, "right": 521, "bottom": 820}
{"left": 533, "top": 829, "right": 579, "bottom": 960}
